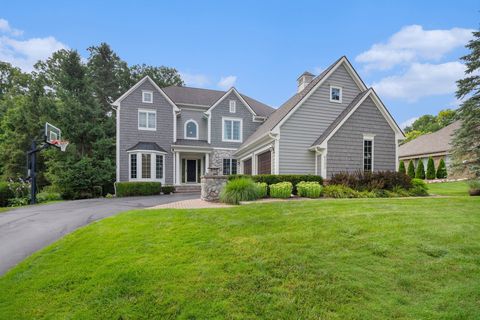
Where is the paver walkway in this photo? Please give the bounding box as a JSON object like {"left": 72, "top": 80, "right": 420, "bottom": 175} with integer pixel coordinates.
{"left": 150, "top": 198, "right": 231, "bottom": 209}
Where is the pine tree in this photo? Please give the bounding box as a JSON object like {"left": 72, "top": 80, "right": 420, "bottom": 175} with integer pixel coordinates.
{"left": 407, "top": 160, "right": 415, "bottom": 178}
{"left": 398, "top": 161, "right": 406, "bottom": 174}
{"left": 426, "top": 157, "right": 436, "bottom": 179}
{"left": 436, "top": 158, "right": 448, "bottom": 179}
{"left": 415, "top": 161, "right": 426, "bottom": 180}
{"left": 452, "top": 29, "right": 480, "bottom": 177}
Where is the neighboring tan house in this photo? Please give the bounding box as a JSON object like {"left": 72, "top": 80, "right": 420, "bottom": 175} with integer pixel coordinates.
{"left": 398, "top": 120, "right": 462, "bottom": 177}
{"left": 112, "top": 56, "right": 404, "bottom": 187}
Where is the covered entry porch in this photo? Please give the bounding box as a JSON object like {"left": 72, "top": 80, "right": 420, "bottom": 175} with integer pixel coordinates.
{"left": 172, "top": 145, "right": 212, "bottom": 186}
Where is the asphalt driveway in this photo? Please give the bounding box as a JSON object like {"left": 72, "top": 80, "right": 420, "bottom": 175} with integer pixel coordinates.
{"left": 0, "top": 193, "right": 199, "bottom": 275}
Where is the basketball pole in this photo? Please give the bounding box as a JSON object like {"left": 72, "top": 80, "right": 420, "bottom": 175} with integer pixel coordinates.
{"left": 27, "top": 139, "right": 49, "bottom": 205}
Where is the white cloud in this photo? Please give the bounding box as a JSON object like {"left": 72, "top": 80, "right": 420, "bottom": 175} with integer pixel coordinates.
{"left": 217, "top": 75, "right": 237, "bottom": 89}
{"left": 0, "top": 18, "right": 23, "bottom": 36}
{"left": 180, "top": 72, "right": 210, "bottom": 87}
{"left": 356, "top": 25, "right": 473, "bottom": 70}
{"left": 400, "top": 117, "right": 419, "bottom": 129}
{"left": 0, "top": 35, "right": 68, "bottom": 72}
{"left": 372, "top": 62, "right": 465, "bottom": 102}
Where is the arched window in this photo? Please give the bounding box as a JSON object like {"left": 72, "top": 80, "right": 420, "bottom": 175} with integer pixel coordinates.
{"left": 185, "top": 120, "right": 198, "bottom": 139}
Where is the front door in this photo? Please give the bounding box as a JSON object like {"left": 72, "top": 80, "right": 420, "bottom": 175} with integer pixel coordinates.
{"left": 186, "top": 159, "right": 197, "bottom": 183}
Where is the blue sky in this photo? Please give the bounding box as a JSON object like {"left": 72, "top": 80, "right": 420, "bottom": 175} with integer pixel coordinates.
{"left": 1, "top": 1, "right": 478, "bottom": 127}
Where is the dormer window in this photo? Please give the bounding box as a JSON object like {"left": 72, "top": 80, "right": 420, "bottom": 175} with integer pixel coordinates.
{"left": 330, "top": 86, "right": 342, "bottom": 103}
{"left": 229, "top": 100, "right": 236, "bottom": 113}
{"left": 184, "top": 120, "right": 198, "bottom": 139}
{"left": 142, "top": 90, "right": 153, "bottom": 103}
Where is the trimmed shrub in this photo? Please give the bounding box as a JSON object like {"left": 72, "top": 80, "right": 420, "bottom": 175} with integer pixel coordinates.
{"left": 322, "top": 185, "right": 359, "bottom": 198}
{"left": 297, "top": 181, "right": 322, "bottom": 198}
{"left": 398, "top": 161, "right": 406, "bottom": 175}
{"left": 37, "top": 192, "right": 62, "bottom": 203}
{"left": 426, "top": 157, "right": 436, "bottom": 180}
{"left": 269, "top": 182, "right": 292, "bottom": 198}
{"left": 0, "top": 182, "right": 14, "bottom": 207}
{"left": 415, "top": 161, "right": 426, "bottom": 179}
{"left": 115, "top": 182, "right": 162, "bottom": 197}
{"left": 220, "top": 178, "right": 260, "bottom": 204}
{"left": 228, "top": 174, "right": 323, "bottom": 194}
{"left": 436, "top": 159, "right": 447, "bottom": 179}
{"left": 468, "top": 179, "right": 480, "bottom": 196}
{"left": 407, "top": 160, "right": 416, "bottom": 178}
{"left": 256, "top": 182, "right": 268, "bottom": 198}
{"left": 162, "top": 185, "right": 175, "bottom": 195}
{"left": 329, "top": 170, "right": 412, "bottom": 191}
{"left": 409, "top": 178, "right": 428, "bottom": 196}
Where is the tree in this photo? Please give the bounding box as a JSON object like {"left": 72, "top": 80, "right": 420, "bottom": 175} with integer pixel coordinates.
{"left": 398, "top": 161, "right": 406, "bottom": 174}
{"left": 426, "top": 157, "right": 436, "bottom": 180}
{"left": 436, "top": 158, "right": 448, "bottom": 179}
{"left": 415, "top": 161, "right": 426, "bottom": 180}
{"left": 404, "top": 115, "right": 439, "bottom": 133}
{"left": 407, "top": 160, "right": 415, "bottom": 178}
{"left": 129, "top": 64, "right": 184, "bottom": 88}
{"left": 452, "top": 29, "right": 480, "bottom": 177}
{"left": 437, "top": 109, "right": 457, "bottom": 127}
{"left": 403, "top": 130, "right": 424, "bottom": 144}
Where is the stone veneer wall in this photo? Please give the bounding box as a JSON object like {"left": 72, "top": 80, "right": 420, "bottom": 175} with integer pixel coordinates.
{"left": 201, "top": 175, "right": 228, "bottom": 201}
{"left": 210, "top": 149, "right": 236, "bottom": 171}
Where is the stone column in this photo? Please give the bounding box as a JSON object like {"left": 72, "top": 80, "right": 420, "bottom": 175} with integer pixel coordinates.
{"left": 201, "top": 175, "right": 228, "bottom": 201}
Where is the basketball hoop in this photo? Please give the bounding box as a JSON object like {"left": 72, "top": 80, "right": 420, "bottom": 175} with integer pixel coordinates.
{"left": 50, "top": 139, "right": 69, "bottom": 152}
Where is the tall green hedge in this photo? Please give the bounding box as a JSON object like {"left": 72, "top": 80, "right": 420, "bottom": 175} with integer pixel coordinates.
{"left": 398, "top": 161, "right": 406, "bottom": 175}
{"left": 407, "top": 160, "right": 415, "bottom": 178}
{"left": 228, "top": 174, "right": 323, "bottom": 195}
{"left": 115, "top": 182, "right": 162, "bottom": 197}
{"left": 0, "top": 182, "right": 14, "bottom": 207}
{"left": 436, "top": 158, "right": 447, "bottom": 179}
{"left": 426, "top": 157, "right": 436, "bottom": 180}
{"left": 415, "top": 161, "right": 426, "bottom": 180}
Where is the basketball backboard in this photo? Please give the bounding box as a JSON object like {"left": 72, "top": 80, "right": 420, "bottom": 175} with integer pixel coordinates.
{"left": 45, "top": 122, "right": 61, "bottom": 143}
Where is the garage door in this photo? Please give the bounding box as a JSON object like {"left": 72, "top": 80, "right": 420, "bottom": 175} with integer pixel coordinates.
{"left": 257, "top": 150, "right": 271, "bottom": 174}
{"left": 244, "top": 158, "right": 252, "bottom": 175}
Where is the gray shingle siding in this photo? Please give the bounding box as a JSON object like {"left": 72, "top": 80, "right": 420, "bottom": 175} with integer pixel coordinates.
{"left": 177, "top": 109, "right": 208, "bottom": 141}
{"left": 210, "top": 92, "right": 262, "bottom": 149}
{"left": 278, "top": 64, "right": 362, "bottom": 174}
{"left": 326, "top": 96, "right": 396, "bottom": 177}
{"left": 118, "top": 81, "right": 174, "bottom": 183}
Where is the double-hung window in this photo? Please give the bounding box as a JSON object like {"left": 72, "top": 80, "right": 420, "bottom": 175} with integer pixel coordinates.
{"left": 138, "top": 109, "right": 156, "bottom": 130}
{"left": 223, "top": 117, "right": 242, "bottom": 142}
{"left": 223, "top": 158, "right": 238, "bottom": 175}
{"left": 363, "top": 135, "right": 374, "bottom": 172}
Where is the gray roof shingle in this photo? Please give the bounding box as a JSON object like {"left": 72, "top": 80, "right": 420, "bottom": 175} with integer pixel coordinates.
{"left": 162, "top": 86, "right": 274, "bottom": 117}
{"left": 398, "top": 120, "right": 461, "bottom": 158}
{"left": 127, "top": 142, "right": 167, "bottom": 153}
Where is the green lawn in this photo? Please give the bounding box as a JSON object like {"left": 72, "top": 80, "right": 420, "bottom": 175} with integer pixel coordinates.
{"left": 0, "top": 207, "right": 10, "bottom": 213}
{"left": 427, "top": 180, "right": 470, "bottom": 196}
{"left": 1, "top": 196, "right": 479, "bottom": 319}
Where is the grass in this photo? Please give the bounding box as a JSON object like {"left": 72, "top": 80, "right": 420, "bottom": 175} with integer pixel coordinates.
{"left": 0, "top": 195, "right": 479, "bottom": 319}
{"left": 427, "top": 180, "right": 470, "bottom": 196}
{"left": 0, "top": 207, "right": 9, "bottom": 213}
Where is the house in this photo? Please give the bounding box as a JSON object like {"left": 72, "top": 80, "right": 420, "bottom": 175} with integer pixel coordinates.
{"left": 112, "top": 56, "right": 404, "bottom": 187}
{"left": 399, "top": 121, "right": 463, "bottom": 177}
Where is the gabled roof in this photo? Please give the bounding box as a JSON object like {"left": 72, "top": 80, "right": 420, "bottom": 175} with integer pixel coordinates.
{"left": 238, "top": 56, "right": 368, "bottom": 151}
{"left": 311, "top": 89, "right": 404, "bottom": 148}
{"left": 399, "top": 120, "right": 461, "bottom": 158}
{"left": 311, "top": 90, "right": 371, "bottom": 147}
{"left": 162, "top": 86, "right": 274, "bottom": 117}
{"left": 111, "top": 76, "right": 179, "bottom": 112}
{"left": 126, "top": 142, "right": 167, "bottom": 153}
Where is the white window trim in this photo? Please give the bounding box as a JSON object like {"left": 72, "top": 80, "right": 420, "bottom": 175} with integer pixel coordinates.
{"left": 229, "top": 100, "right": 236, "bottom": 113}
{"left": 222, "top": 117, "right": 243, "bottom": 142}
{"left": 184, "top": 119, "right": 199, "bottom": 140}
{"left": 138, "top": 109, "right": 156, "bottom": 131}
{"left": 127, "top": 150, "right": 166, "bottom": 184}
{"left": 142, "top": 90, "right": 153, "bottom": 103}
{"left": 363, "top": 134, "right": 375, "bottom": 172}
{"left": 330, "top": 85, "right": 343, "bottom": 103}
